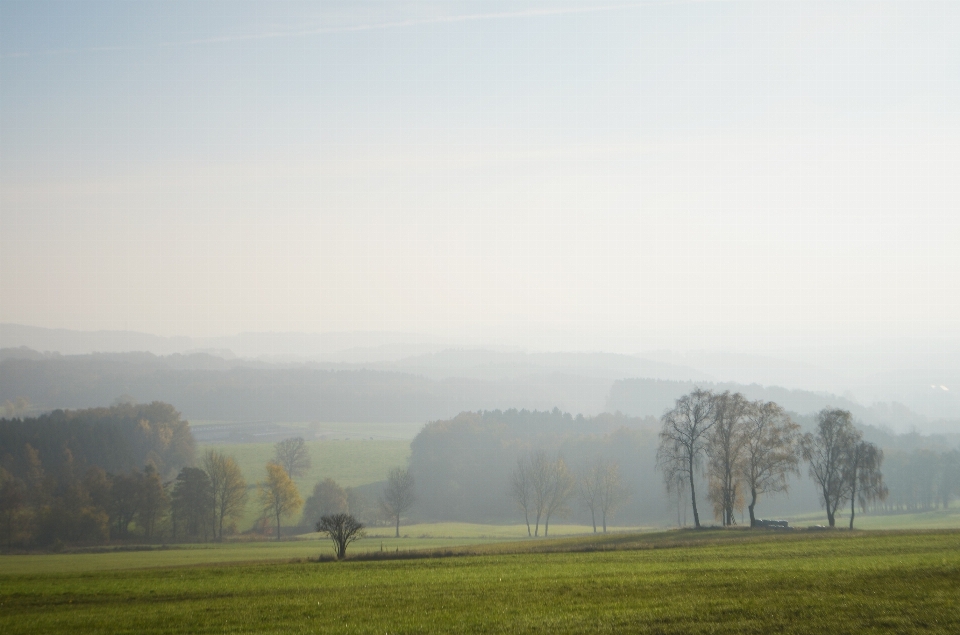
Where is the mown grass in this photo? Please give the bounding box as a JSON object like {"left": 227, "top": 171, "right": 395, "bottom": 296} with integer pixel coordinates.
{"left": 3, "top": 530, "right": 959, "bottom": 634}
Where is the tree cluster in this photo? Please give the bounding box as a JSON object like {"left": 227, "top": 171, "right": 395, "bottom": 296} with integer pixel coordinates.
{"left": 801, "top": 409, "right": 887, "bottom": 528}
{"left": 657, "top": 389, "right": 804, "bottom": 528}
{"left": 0, "top": 403, "right": 196, "bottom": 548}
{"left": 656, "top": 390, "right": 889, "bottom": 530}
{"left": 0, "top": 402, "right": 194, "bottom": 480}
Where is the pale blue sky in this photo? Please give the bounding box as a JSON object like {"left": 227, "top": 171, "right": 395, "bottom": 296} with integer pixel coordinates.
{"left": 2, "top": 1, "right": 959, "bottom": 355}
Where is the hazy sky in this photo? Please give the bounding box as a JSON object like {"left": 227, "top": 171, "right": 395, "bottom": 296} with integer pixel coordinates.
{"left": 2, "top": 1, "right": 958, "bottom": 354}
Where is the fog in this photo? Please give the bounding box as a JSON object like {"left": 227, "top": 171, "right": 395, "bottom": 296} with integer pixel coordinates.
{"left": 2, "top": 2, "right": 960, "bottom": 536}
{"left": 2, "top": 1, "right": 959, "bottom": 363}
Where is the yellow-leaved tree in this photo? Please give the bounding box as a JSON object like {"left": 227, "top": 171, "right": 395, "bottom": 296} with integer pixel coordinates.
{"left": 258, "top": 462, "right": 302, "bottom": 541}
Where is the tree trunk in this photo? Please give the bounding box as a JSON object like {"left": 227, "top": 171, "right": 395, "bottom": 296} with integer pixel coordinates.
{"left": 524, "top": 509, "right": 531, "bottom": 537}
{"left": 689, "top": 456, "right": 701, "bottom": 528}
{"left": 748, "top": 486, "right": 757, "bottom": 527}
{"left": 534, "top": 511, "right": 541, "bottom": 537}
{"left": 602, "top": 510, "right": 607, "bottom": 533}
{"left": 849, "top": 479, "right": 858, "bottom": 530}
{"left": 276, "top": 510, "right": 282, "bottom": 541}
{"left": 395, "top": 515, "right": 400, "bottom": 538}
{"left": 591, "top": 508, "right": 597, "bottom": 533}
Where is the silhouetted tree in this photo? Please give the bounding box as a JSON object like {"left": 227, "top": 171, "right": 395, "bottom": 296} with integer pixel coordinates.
{"left": 848, "top": 440, "right": 887, "bottom": 530}
{"left": 316, "top": 513, "right": 364, "bottom": 559}
{"left": 801, "top": 409, "right": 860, "bottom": 528}
{"left": 380, "top": 467, "right": 416, "bottom": 538}
{"left": 740, "top": 401, "right": 800, "bottom": 527}
{"left": 706, "top": 391, "right": 751, "bottom": 526}
{"left": 657, "top": 388, "right": 716, "bottom": 528}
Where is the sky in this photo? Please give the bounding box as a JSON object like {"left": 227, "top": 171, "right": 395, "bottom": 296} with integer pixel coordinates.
{"left": 2, "top": 0, "right": 959, "bottom": 356}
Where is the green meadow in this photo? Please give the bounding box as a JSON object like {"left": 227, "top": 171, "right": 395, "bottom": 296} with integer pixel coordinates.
{"left": 3, "top": 529, "right": 960, "bottom": 634}
{"left": 197, "top": 438, "right": 411, "bottom": 490}
{"left": 196, "top": 437, "right": 411, "bottom": 528}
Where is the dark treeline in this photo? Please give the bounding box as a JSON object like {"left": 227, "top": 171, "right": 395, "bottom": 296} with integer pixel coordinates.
{"left": 407, "top": 406, "right": 960, "bottom": 530}
{"left": 879, "top": 449, "right": 960, "bottom": 512}
{"left": 0, "top": 402, "right": 194, "bottom": 548}
{"left": 408, "top": 409, "right": 667, "bottom": 525}
{"left": 0, "top": 402, "right": 193, "bottom": 479}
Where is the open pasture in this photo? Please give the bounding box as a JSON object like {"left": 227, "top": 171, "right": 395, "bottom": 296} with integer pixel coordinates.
{"left": 197, "top": 438, "right": 411, "bottom": 491}
{"left": 786, "top": 507, "right": 960, "bottom": 531}
{"left": 197, "top": 437, "right": 410, "bottom": 529}
{"left": 3, "top": 530, "right": 959, "bottom": 634}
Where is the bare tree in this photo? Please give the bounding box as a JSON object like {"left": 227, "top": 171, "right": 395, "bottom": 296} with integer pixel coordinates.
{"left": 542, "top": 457, "right": 574, "bottom": 537}
{"left": 274, "top": 437, "right": 312, "bottom": 479}
{"left": 657, "top": 388, "right": 716, "bottom": 528}
{"left": 577, "top": 459, "right": 604, "bottom": 533}
{"left": 740, "top": 401, "right": 800, "bottom": 527}
{"left": 510, "top": 457, "right": 534, "bottom": 536}
{"left": 848, "top": 440, "right": 887, "bottom": 530}
{"left": 597, "top": 460, "right": 629, "bottom": 533}
{"left": 527, "top": 450, "right": 552, "bottom": 537}
{"left": 579, "top": 457, "right": 629, "bottom": 533}
{"left": 801, "top": 409, "right": 860, "bottom": 528}
{"left": 379, "top": 467, "right": 416, "bottom": 538}
{"left": 706, "top": 391, "right": 751, "bottom": 526}
{"left": 202, "top": 449, "right": 248, "bottom": 541}
{"left": 316, "top": 513, "right": 364, "bottom": 559}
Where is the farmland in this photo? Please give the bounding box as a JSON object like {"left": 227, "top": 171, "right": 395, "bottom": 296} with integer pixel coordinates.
{"left": 3, "top": 529, "right": 960, "bottom": 634}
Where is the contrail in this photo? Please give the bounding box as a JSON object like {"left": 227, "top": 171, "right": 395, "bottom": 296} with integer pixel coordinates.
{"left": 164, "top": 4, "right": 636, "bottom": 47}
{"left": 2, "top": 3, "right": 639, "bottom": 58}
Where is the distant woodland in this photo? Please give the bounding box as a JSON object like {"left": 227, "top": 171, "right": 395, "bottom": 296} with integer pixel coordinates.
{"left": 1, "top": 350, "right": 948, "bottom": 434}
{"left": 407, "top": 406, "right": 960, "bottom": 530}
{"left": 2, "top": 399, "right": 959, "bottom": 548}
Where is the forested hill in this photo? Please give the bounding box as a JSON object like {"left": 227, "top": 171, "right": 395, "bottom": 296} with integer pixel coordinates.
{"left": 0, "top": 351, "right": 613, "bottom": 422}
{"left": 0, "top": 401, "right": 193, "bottom": 480}
{"left": 2, "top": 350, "right": 951, "bottom": 431}
{"left": 607, "top": 377, "right": 941, "bottom": 433}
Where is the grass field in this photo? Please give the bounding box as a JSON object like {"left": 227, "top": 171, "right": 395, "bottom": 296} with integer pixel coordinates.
{"left": 785, "top": 507, "right": 960, "bottom": 531}
{"left": 3, "top": 529, "right": 959, "bottom": 633}
{"left": 197, "top": 438, "right": 410, "bottom": 529}
{"left": 198, "top": 439, "right": 411, "bottom": 491}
